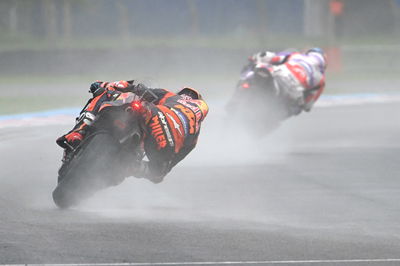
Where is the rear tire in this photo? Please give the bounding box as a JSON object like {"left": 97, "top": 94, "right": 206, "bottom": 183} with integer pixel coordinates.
{"left": 52, "top": 133, "right": 122, "bottom": 209}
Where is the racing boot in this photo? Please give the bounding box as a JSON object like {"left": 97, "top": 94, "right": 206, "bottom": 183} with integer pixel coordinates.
{"left": 56, "top": 131, "right": 84, "bottom": 150}
{"left": 128, "top": 160, "right": 166, "bottom": 184}
{"left": 56, "top": 110, "right": 96, "bottom": 149}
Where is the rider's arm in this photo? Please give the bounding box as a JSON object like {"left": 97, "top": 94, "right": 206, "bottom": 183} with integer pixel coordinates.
{"left": 129, "top": 84, "right": 173, "bottom": 104}
{"left": 90, "top": 80, "right": 172, "bottom": 104}
{"left": 242, "top": 51, "right": 276, "bottom": 74}
{"left": 89, "top": 80, "right": 110, "bottom": 96}
{"left": 270, "top": 53, "right": 291, "bottom": 65}
{"left": 252, "top": 51, "right": 276, "bottom": 64}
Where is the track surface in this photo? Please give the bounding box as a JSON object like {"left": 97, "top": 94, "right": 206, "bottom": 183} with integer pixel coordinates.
{"left": 0, "top": 103, "right": 400, "bottom": 265}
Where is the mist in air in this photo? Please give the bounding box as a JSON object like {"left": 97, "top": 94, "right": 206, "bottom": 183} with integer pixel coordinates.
{"left": 1, "top": 0, "right": 399, "bottom": 227}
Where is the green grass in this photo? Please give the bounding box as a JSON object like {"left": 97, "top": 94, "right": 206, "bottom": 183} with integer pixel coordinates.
{"left": 0, "top": 95, "right": 85, "bottom": 115}
{"left": 0, "top": 31, "right": 398, "bottom": 115}
{"left": 1, "top": 69, "right": 398, "bottom": 114}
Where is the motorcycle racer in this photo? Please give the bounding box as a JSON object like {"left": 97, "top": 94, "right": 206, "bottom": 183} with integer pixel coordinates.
{"left": 57, "top": 80, "right": 209, "bottom": 184}
{"left": 244, "top": 48, "right": 327, "bottom": 116}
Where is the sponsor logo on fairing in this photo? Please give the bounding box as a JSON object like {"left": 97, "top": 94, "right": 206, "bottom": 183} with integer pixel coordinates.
{"left": 175, "top": 105, "right": 196, "bottom": 134}
{"left": 176, "top": 100, "right": 203, "bottom": 132}
{"left": 158, "top": 111, "right": 174, "bottom": 146}
{"left": 171, "top": 108, "right": 188, "bottom": 135}
{"left": 166, "top": 113, "right": 183, "bottom": 136}
{"left": 177, "top": 99, "right": 200, "bottom": 113}
{"left": 150, "top": 115, "right": 167, "bottom": 149}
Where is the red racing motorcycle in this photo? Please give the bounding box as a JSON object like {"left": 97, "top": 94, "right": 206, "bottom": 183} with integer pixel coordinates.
{"left": 53, "top": 92, "right": 146, "bottom": 209}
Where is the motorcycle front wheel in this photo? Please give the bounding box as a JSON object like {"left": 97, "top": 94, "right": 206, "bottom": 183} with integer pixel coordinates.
{"left": 52, "top": 133, "right": 123, "bottom": 209}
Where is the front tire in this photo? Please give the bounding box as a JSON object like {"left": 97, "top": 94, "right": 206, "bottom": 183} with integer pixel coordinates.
{"left": 52, "top": 133, "right": 122, "bottom": 209}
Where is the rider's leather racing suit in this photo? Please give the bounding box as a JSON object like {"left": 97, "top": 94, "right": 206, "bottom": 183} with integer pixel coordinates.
{"left": 57, "top": 80, "right": 209, "bottom": 184}
{"left": 249, "top": 50, "right": 326, "bottom": 115}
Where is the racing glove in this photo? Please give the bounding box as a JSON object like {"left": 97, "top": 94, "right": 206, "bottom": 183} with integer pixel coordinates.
{"left": 89, "top": 80, "right": 109, "bottom": 97}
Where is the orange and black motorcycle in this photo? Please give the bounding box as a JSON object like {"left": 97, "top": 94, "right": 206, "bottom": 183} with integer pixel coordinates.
{"left": 53, "top": 93, "right": 145, "bottom": 209}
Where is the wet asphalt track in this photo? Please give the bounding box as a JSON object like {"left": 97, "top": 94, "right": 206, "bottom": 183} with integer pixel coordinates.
{"left": 0, "top": 102, "right": 400, "bottom": 265}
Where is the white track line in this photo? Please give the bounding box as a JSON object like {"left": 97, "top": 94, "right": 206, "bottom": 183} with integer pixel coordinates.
{"left": 4, "top": 258, "right": 400, "bottom": 265}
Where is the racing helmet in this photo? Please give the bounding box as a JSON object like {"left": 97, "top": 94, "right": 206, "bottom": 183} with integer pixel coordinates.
{"left": 306, "top": 47, "right": 328, "bottom": 71}
{"left": 177, "top": 87, "right": 208, "bottom": 120}
{"left": 177, "top": 87, "right": 203, "bottom": 100}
